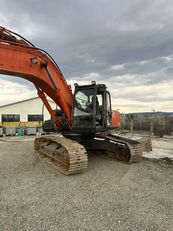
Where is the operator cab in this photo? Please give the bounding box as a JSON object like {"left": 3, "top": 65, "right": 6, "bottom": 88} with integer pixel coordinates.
{"left": 72, "top": 82, "right": 112, "bottom": 134}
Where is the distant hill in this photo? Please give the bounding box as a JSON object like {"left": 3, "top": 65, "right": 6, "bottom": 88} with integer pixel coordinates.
{"left": 124, "top": 112, "right": 173, "bottom": 117}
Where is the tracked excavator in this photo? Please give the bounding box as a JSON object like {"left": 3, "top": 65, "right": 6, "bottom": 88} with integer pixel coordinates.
{"left": 0, "top": 27, "right": 143, "bottom": 175}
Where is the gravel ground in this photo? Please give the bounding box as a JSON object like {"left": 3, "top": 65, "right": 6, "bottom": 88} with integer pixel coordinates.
{"left": 0, "top": 138, "right": 173, "bottom": 231}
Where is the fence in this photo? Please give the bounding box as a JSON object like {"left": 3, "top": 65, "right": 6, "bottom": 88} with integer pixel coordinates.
{"left": 120, "top": 113, "right": 173, "bottom": 136}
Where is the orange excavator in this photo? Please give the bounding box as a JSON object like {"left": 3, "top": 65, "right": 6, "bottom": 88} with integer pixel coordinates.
{"left": 0, "top": 27, "right": 143, "bottom": 175}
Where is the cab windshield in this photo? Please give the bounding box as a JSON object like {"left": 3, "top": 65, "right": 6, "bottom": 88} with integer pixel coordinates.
{"left": 73, "top": 88, "right": 94, "bottom": 128}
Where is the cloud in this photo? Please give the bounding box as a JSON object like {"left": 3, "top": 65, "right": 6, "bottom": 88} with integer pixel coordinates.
{"left": 0, "top": 77, "right": 36, "bottom": 106}
{"left": 0, "top": 0, "right": 173, "bottom": 112}
{"left": 109, "top": 64, "right": 125, "bottom": 71}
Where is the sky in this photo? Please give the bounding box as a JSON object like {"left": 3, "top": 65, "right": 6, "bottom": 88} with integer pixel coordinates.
{"left": 0, "top": 0, "right": 173, "bottom": 112}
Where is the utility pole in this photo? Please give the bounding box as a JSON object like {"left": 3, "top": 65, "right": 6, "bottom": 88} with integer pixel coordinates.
{"left": 150, "top": 110, "right": 155, "bottom": 136}
{"left": 127, "top": 114, "right": 135, "bottom": 133}
{"left": 139, "top": 115, "right": 143, "bottom": 134}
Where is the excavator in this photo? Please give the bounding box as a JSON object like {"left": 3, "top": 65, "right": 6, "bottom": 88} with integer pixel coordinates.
{"left": 0, "top": 26, "right": 143, "bottom": 175}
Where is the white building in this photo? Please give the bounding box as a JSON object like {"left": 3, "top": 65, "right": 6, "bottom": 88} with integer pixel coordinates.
{"left": 0, "top": 97, "right": 56, "bottom": 126}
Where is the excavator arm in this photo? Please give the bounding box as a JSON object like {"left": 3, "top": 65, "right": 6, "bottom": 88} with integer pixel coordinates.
{"left": 0, "top": 26, "right": 73, "bottom": 129}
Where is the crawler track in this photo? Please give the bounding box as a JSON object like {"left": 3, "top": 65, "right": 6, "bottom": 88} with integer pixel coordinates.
{"left": 106, "top": 134, "right": 143, "bottom": 162}
{"left": 34, "top": 134, "right": 143, "bottom": 175}
{"left": 34, "top": 136, "right": 88, "bottom": 175}
{"left": 93, "top": 134, "right": 143, "bottom": 163}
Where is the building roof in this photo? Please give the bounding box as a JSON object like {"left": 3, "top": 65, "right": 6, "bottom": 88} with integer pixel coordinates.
{"left": 0, "top": 97, "right": 55, "bottom": 108}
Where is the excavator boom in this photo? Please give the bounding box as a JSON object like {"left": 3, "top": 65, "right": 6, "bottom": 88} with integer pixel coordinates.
{"left": 0, "top": 26, "right": 72, "bottom": 128}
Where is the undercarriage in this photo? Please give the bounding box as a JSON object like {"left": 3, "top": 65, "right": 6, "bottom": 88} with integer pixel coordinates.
{"left": 34, "top": 133, "right": 149, "bottom": 175}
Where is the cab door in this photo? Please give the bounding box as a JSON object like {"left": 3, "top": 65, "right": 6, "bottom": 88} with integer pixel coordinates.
{"left": 104, "top": 91, "right": 112, "bottom": 127}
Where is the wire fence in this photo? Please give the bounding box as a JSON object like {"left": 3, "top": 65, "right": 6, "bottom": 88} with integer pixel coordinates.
{"left": 120, "top": 113, "right": 173, "bottom": 137}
